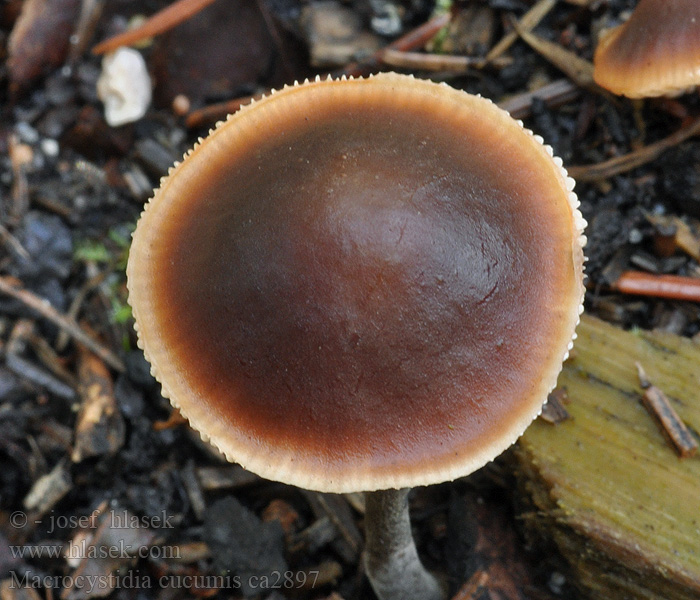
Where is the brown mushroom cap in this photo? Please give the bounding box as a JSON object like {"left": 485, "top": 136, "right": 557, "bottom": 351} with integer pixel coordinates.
{"left": 593, "top": 0, "right": 700, "bottom": 98}
{"left": 127, "top": 73, "right": 585, "bottom": 493}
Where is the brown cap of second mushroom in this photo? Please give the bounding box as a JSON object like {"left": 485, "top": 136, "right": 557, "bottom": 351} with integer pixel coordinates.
{"left": 127, "top": 73, "right": 586, "bottom": 493}
{"left": 593, "top": 0, "right": 700, "bottom": 98}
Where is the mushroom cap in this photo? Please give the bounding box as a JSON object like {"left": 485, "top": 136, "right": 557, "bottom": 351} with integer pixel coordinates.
{"left": 127, "top": 73, "right": 585, "bottom": 493}
{"left": 593, "top": 0, "right": 700, "bottom": 98}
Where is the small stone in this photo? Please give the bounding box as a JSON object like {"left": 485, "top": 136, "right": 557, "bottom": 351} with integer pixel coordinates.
{"left": 15, "top": 121, "right": 40, "bottom": 144}
{"left": 548, "top": 571, "right": 566, "bottom": 595}
{"left": 10, "top": 212, "right": 73, "bottom": 283}
{"left": 40, "top": 137, "right": 60, "bottom": 158}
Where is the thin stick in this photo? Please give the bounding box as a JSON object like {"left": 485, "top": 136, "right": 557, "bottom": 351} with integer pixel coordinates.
{"left": 0, "top": 276, "right": 125, "bottom": 372}
{"left": 568, "top": 115, "right": 700, "bottom": 182}
{"left": 498, "top": 78, "right": 580, "bottom": 119}
{"left": 613, "top": 271, "right": 700, "bottom": 303}
{"left": 380, "top": 48, "right": 511, "bottom": 72}
{"left": 486, "top": 0, "right": 558, "bottom": 62}
{"left": 92, "top": 0, "right": 219, "bottom": 54}
{"left": 636, "top": 363, "right": 698, "bottom": 458}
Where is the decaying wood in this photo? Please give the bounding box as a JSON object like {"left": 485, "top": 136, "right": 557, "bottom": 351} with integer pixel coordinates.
{"left": 515, "top": 315, "right": 700, "bottom": 600}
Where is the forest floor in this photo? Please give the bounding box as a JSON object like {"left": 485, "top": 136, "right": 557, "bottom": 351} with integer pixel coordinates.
{"left": 1, "top": 0, "right": 699, "bottom": 599}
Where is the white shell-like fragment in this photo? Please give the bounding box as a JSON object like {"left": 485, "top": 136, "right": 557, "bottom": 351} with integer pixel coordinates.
{"left": 97, "top": 47, "right": 152, "bottom": 127}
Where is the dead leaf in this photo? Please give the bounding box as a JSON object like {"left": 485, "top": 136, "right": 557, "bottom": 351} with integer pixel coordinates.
{"left": 7, "top": 0, "right": 81, "bottom": 96}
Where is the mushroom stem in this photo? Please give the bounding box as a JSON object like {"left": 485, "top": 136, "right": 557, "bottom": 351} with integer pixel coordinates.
{"left": 364, "top": 488, "right": 444, "bottom": 600}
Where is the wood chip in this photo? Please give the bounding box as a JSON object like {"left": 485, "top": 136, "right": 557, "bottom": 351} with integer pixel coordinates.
{"left": 636, "top": 362, "right": 698, "bottom": 459}
{"left": 63, "top": 503, "right": 157, "bottom": 600}
{"left": 180, "top": 460, "right": 206, "bottom": 521}
{"left": 289, "top": 516, "right": 338, "bottom": 554}
{"left": 302, "top": 491, "right": 362, "bottom": 564}
{"left": 647, "top": 214, "right": 700, "bottom": 263}
{"left": 72, "top": 346, "right": 125, "bottom": 462}
{"left": 541, "top": 388, "right": 571, "bottom": 424}
{"left": 0, "top": 579, "right": 43, "bottom": 600}
{"left": 23, "top": 459, "right": 72, "bottom": 516}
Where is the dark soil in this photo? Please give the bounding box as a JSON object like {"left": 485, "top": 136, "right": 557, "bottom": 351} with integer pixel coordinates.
{"left": 0, "top": 0, "right": 698, "bottom": 599}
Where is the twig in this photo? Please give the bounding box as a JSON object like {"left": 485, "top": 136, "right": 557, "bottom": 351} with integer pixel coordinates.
{"left": 0, "top": 276, "right": 125, "bottom": 372}
{"left": 636, "top": 363, "right": 698, "bottom": 458}
{"left": 380, "top": 48, "right": 511, "bottom": 72}
{"left": 6, "top": 320, "right": 76, "bottom": 400}
{"left": 512, "top": 20, "right": 598, "bottom": 92}
{"left": 92, "top": 0, "right": 219, "bottom": 54}
{"left": 56, "top": 264, "right": 110, "bottom": 351}
{"left": 486, "top": 0, "right": 558, "bottom": 62}
{"left": 0, "top": 222, "right": 30, "bottom": 261}
{"left": 9, "top": 135, "right": 32, "bottom": 224}
{"left": 613, "top": 271, "right": 700, "bottom": 303}
{"left": 568, "top": 115, "right": 700, "bottom": 182}
{"left": 498, "top": 78, "right": 580, "bottom": 119}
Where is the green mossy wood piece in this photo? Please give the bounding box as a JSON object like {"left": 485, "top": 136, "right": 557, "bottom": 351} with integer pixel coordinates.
{"left": 516, "top": 315, "right": 700, "bottom": 600}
